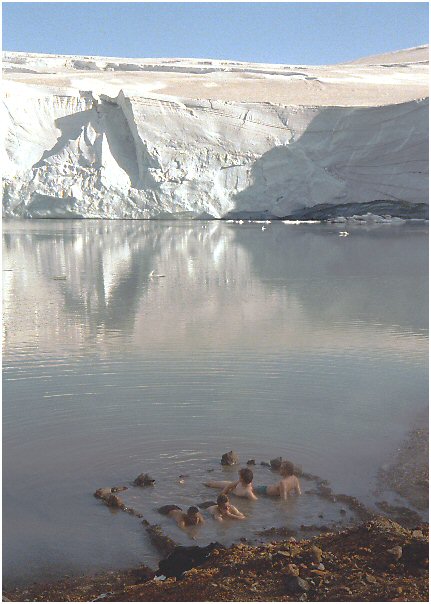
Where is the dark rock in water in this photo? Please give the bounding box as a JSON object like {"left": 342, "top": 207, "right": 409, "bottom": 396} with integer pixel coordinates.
{"left": 111, "top": 485, "right": 128, "bottom": 493}
{"left": 221, "top": 451, "right": 239, "bottom": 465}
{"left": 133, "top": 473, "right": 156, "bottom": 487}
{"left": 157, "top": 542, "right": 224, "bottom": 579}
{"left": 198, "top": 501, "right": 217, "bottom": 510}
{"left": 105, "top": 494, "right": 125, "bottom": 509}
{"left": 94, "top": 486, "right": 127, "bottom": 498}
{"left": 94, "top": 488, "right": 113, "bottom": 499}
{"left": 124, "top": 507, "right": 142, "bottom": 518}
{"left": 158, "top": 505, "right": 182, "bottom": 515}
{"left": 282, "top": 200, "right": 428, "bottom": 221}
{"left": 284, "top": 576, "right": 310, "bottom": 594}
{"left": 270, "top": 457, "right": 283, "bottom": 470}
{"left": 246, "top": 459, "right": 256, "bottom": 465}
{"left": 94, "top": 488, "right": 126, "bottom": 510}
{"left": 258, "top": 526, "right": 297, "bottom": 539}
{"left": 301, "top": 471, "right": 321, "bottom": 481}
{"left": 260, "top": 461, "right": 271, "bottom": 468}
{"left": 144, "top": 523, "right": 177, "bottom": 557}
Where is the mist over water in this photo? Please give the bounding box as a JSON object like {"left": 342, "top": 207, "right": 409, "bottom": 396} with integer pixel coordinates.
{"left": 2, "top": 219, "right": 428, "bottom": 586}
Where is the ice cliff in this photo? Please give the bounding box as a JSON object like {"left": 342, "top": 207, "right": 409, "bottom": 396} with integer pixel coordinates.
{"left": 2, "top": 48, "right": 429, "bottom": 219}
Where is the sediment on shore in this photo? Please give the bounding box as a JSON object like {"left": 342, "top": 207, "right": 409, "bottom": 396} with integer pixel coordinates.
{"left": 4, "top": 516, "right": 428, "bottom": 602}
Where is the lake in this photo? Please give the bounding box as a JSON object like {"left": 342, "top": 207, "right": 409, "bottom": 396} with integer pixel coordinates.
{"left": 2, "top": 219, "right": 428, "bottom": 587}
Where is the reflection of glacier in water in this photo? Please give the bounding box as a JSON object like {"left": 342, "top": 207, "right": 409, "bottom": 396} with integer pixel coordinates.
{"left": 2, "top": 219, "right": 428, "bottom": 587}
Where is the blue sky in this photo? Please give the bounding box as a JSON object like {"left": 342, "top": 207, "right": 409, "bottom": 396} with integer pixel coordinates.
{"left": 2, "top": 2, "right": 429, "bottom": 64}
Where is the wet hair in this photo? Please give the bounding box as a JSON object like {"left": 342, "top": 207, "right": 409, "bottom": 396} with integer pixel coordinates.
{"left": 280, "top": 461, "right": 294, "bottom": 477}
{"left": 217, "top": 494, "right": 229, "bottom": 507}
{"left": 239, "top": 468, "right": 253, "bottom": 484}
{"left": 187, "top": 506, "right": 200, "bottom": 516}
{"left": 184, "top": 506, "right": 201, "bottom": 526}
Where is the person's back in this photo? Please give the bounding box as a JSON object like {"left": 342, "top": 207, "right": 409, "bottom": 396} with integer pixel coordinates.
{"left": 255, "top": 461, "right": 301, "bottom": 499}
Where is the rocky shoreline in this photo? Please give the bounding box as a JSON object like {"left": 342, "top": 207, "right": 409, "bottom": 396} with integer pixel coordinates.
{"left": 4, "top": 517, "right": 428, "bottom": 602}
{"left": 4, "top": 429, "right": 428, "bottom": 602}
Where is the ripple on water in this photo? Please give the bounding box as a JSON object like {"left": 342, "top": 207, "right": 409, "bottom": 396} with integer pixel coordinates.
{"left": 2, "top": 220, "right": 428, "bottom": 586}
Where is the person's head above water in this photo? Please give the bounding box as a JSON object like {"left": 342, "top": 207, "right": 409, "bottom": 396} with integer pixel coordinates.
{"left": 239, "top": 467, "right": 253, "bottom": 484}
{"left": 217, "top": 494, "right": 229, "bottom": 509}
{"left": 185, "top": 506, "right": 201, "bottom": 525}
{"left": 280, "top": 461, "right": 295, "bottom": 477}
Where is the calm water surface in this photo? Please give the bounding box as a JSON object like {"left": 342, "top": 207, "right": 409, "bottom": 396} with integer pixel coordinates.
{"left": 2, "top": 219, "right": 428, "bottom": 586}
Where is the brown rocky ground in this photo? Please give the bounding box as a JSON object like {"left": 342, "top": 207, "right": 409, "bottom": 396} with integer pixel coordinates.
{"left": 5, "top": 517, "right": 428, "bottom": 602}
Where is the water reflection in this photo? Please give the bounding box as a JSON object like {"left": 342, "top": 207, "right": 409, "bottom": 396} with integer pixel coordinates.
{"left": 2, "top": 219, "right": 428, "bottom": 358}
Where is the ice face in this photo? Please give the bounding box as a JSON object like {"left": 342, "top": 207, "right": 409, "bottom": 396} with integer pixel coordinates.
{"left": 2, "top": 50, "right": 429, "bottom": 219}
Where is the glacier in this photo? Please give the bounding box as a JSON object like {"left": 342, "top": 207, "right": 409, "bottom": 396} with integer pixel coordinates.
{"left": 2, "top": 47, "right": 429, "bottom": 219}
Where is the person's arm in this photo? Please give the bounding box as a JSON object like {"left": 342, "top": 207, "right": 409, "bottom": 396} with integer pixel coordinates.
{"left": 221, "top": 480, "right": 238, "bottom": 495}
{"left": 209, "top": 506, "right": 224, "bottom": 522}
{"left": 226, "top": 505, "right": 246, "bottom": 519}
{"left": 169, "top": 510, "right": 188, "bottom": 529}
{"left": 295, "top": 477, "right": 302, "bottom": 495}
{"left": 197, "top": 513, "right": 205, "bottom": 524}
{"left": 248, "top": 488, "right": 258, "bottom": 501}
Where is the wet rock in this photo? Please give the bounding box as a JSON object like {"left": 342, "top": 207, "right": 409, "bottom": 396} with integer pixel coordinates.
{"left": 246, "top": 459, "right": 256, "bottom": 465}
{"left": 105, "top": 494, "right": 125, "bottom": 509}
{"left": 300, "top": 524, "right": 332, "bottom": 533}
{"left": 144, "top": 523, "right": 177, "bottom": 557}
{"left": 221, "top": 451, "right": 239, "bottom": 465}
{"left": 260, "top": 461, "right": 271, "bottom": 468}
{"left": 284, "top": 576, "right": 310, "bottom": 594}
{"left": 158, "top": 542, "right": 224, "bottom": 579}
{"left": 270, "top": 457, "right": 283, "bottom": 470}
{"left": 94, "top": 488, "right": 113, "bottom": 499}
{"left": 365, "top": 573, "right": 377, "bottom": 584}
{"left": 339, "top": 508, "right": 347, "bottom": 515}
{"left": 94, "top": 488, "right": 126, "bottom": 510}
{"left": 257, "top": 526, "right": 297, "bottom": 538}
{"left": 133, "top": 473, "right": 155, "bottom": 487}
{"left": 412, "top": 529, "right": 423, "bottom": 538}
{"left": 300, "top": 471, "right": 320, "bottom": 480}
{"left": 111, "top": 486, "right": 128, "bottom": 493}
{"left": 94, "top": 486, "right": 127, "bottom": 499}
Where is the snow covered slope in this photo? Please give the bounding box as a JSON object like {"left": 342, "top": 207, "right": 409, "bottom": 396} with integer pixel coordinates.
{"left": 2, "top": 48, "right": 428, "bottom": 219}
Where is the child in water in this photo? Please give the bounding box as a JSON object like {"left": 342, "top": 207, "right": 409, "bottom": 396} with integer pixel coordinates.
{"left": 254, "top": 461, "right": 302, "bottom": 500}
{"left": 158, "top": 505, "right": 205, "bottom": 529}
{"left": 207, "top": 494, "right": 246, "bottom": 521}
{"left": 204, "top": 467, "right": 258, "bottom": 500}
